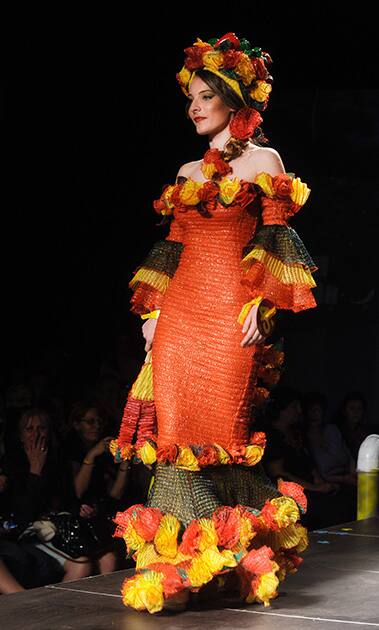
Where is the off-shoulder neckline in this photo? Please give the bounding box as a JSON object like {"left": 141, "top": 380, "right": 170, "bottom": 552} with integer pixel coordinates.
{"left": 177, "top": 175, "right": 256, "bottom": 187}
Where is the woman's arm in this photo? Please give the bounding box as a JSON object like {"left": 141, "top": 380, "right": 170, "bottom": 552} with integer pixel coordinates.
{"left": 109, "top": 461, "right": 129, "bottom": 500}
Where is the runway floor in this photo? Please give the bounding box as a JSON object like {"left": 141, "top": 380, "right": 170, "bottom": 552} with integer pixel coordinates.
{"left": 1, "top": 517, "right": 378, "bottom": 630}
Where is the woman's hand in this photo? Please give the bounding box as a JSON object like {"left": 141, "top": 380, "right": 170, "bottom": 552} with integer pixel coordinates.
{"left": 142, "top": 318, "right": 158, "bottom": 352}
{"left": 240, "top": 304, "right": 266, "bottom": 347}
{"left": 24, "top": 434, "right": 48, "bottom": 475}
{"left": 79, "top": 504, "right": 97, "bottom": 519}
{"left": 87, "top": 436, "right": 113, "bottom": 461}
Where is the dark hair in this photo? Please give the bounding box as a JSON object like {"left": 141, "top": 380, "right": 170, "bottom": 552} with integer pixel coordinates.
{"left": 185, "top": 69, "right": 269, "bottom": 154}
{"left": 68, "top": 399, "right": 108, "bottom": 430}
{"left": 265, "top": 386, "right": 302, "bottom": 423}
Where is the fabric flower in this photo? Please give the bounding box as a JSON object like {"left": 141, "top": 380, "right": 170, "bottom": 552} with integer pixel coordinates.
{"left": 184, "top": 46, "right": 207, "bottom": 71}
{"left": 124, "top": 521, "right": 146, "bottom": 552}
{"left": 154, "top": 514, "right": 180, "bottom": 558}
{"left": 212, "top": 506, "right": 240, "bottom": 549}
{"left": 236, "top": 55, "right": 255, "bottom": 85}
{"left": 176, "top": 67, "right": 192, "bottom": 90}
{"left": 272, "top": 173, "right": 294, "bottom": 198}
{"left": 179, "top": 520, "right": 202, "bottom": 555}
{"left": 198, "top": 518, "right": 218, "bottom": 551}
{"left": 203, "top": 51, "right": 225, "bottom": 72}
{"left": 278, "top": 479, "right": 307, "bottom": 514}
{"left": 197, "top": 445, "right": 218, "bottom": 466}
{"left": 253, "top": 570, "right": 279, "bottom": 606}
{"left": 156, "top": 444, "right": 179, "bottom": 464}
{"left": 271, "top": 497, "right": 300, "bottom": 528}
{"left": 250, "top": 80, "right": 272, "bottom": 103}
{"left": 137, "top": 441, "right": 157, "bottom": 465}
{"left": 176, "top": 446, "right": 200, "bottom": 471}
{"left": 223, "top": 49, "right": 243, "bottom": 69}
{"left": 134, "top": 508, "right": 163, "bottom": 542}
{"left": 180, "top": 179, "right": 202, "bottom": 206}
{"left": 252, "top": 57, "right": 269, "bottom": 80}
{"left": 244, "top": 444, "right": 264, "bottom": 466}
{"left": 187, "top": 554, "right": 214, "bottom": 587}
{"left": 122, "top": 571, "right": 164, "bottom": 613}
{"left": 219, "top": 177, "right": 241, "bottom": 204}
{"left": 230, "top": 107, "right": 263, "bottom": 141}
{"left": 214, "top": 443, "right": 232, "bottom": 464}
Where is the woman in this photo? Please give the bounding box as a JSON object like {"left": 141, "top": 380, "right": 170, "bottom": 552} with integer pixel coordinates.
{"left": 334, "top": 391, "right": 369, "bottom": 462}
{"left": 111, "top": 33, "right": 317, "bottom": 613}
{"left": 5, "top": 408, "right": 92, "bottom": 585}
{"left": 63, "top": 400, "right": 129, "bottom": 574}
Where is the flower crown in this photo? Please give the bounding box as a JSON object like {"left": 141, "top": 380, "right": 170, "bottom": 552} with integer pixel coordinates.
{"left": 176, "top": 32, "right": 273, "bottom": 110}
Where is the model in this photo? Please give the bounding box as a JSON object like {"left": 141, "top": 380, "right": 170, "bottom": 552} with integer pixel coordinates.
{"left": 110, "top": 32, "right": 317, "bottom": 613}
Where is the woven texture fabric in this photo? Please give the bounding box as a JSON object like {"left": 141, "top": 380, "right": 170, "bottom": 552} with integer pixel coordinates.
{"left": 147, "top": 463, "right": 282, "bottom": 527}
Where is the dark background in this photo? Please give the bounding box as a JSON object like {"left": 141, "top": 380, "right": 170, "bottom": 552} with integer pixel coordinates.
{"left": 2, "top": 3, "right": 379, "bottom": 420}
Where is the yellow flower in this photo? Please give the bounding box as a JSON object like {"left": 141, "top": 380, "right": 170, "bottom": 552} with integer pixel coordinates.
{"left": 122, "top": 571, "right": 164, "bottom": 613}
{"left": 124, "top": 521, "right": 145, "bottom": 551}
{"left": 200, "top": 545, "right": 227, "bottom": 573}
{"left": 176, "top": 446, "right": 200, "bottom": 471}
{"left": 214, "top": 443, "right": 231, "bottom": 465}
{"left": 203, "top": 51, "right": 224, "bottom": 72}
{"left": 240, "top": 516, "right": 256, "bottom": 547}
{"left": 294, "top": 524, "right": 309, "bottom": 553}
{"left": 254, "top": 172, "right": 275, "bottom": 197}
{"left": 154, "top": 514, "right": 180, "bottom": 558}
{"left": 201, "top": 161, "right": 217, "bottom": 180}
{"left": 198, "top": 518, "right": 218, "bottom": 551}
{"left": 254, "top": 569, "right": 279, "bottom": 607}
{"left": 179, "top": 179, "right": 202, "bottom": 206}
{"left": 219, "top": 177, "right": 241, "bottom": 205}
{"left": 177, "top": 66, "right": 192, "bottom": 88}
{"left": 193, "top": 38, "right": 211, "bottom": 49}
{"left": 220, "top": 549, "right": 238, "bottom": 568}
{"left": 290, "top": 177, "right": 311, "bottom": 206}
{"left": 244, "top": 444, "right": 264, "bottom": 466}
{"left": 162, "top": 184, "right": 176, "bottom": 209}
{"left": 250, "top": 80, "right": 272, "bottom": 103}
{"left": 187, "top": 554, "right": 214, "bottom": 587}
{"left": 135, "top": 543, "right": 159, "bottom": 570}
{"left": 236, "top": 54, "right": 256, "bottom": 85}
{"left": 137, "top": 441, "right": 157, "bottom": 465}
{"left": 271, "top": 497, "right": 300, "bottom": 528}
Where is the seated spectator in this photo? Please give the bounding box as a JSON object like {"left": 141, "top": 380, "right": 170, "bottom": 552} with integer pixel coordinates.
{"left": 3, "top": 408, "right": 92, "bottom": 586}
{"left": 63, "top": 400, "right": 129, "bottom": 574}
{"left": 333, "top": 391, "right": 369, "bottom": 462}
{"left": 262, "top": 387, "right": 353, "bottom": 530}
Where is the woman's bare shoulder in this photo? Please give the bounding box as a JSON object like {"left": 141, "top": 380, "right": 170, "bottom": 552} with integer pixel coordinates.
{"left": 245, "top": 145, "right": 285, "bottom": 177}
{"left": 176, "top": 160, "right": 201, "bottom": 179}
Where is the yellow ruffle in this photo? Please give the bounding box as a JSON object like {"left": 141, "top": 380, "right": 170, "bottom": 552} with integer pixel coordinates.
{"left": 129, "top": 267, "right": 171, "bottom": 294}
{"left": 242, "top": 247, "right": 317, "bottom": 287}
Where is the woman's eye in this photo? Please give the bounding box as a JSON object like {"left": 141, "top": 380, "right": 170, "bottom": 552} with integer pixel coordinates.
{"left": 203, "top": 95, "right": 213, "bottom": 100}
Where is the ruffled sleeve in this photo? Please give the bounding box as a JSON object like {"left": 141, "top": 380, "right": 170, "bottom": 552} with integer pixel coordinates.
{"left": 240, "top": 172, "right": 317, "bottom": 313}
{"left": 129, "top": 217, "right": 184, "bottom": 316}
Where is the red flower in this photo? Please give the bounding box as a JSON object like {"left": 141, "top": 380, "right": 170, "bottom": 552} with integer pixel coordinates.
{"left": 214, "top": 157, "right": 232, "bottom": 177}
{"left": 156, "top": 444, "right": 179, "bottom": 464}
{"left": 272, "top": 173, "right": 293, "bottom": 198}
{"left": 212, "top": 506, "right": 240, "bottom": 548}
{"left": 153, "top": 198, "right": 166, "bottom": 215}
{"left": 241, "top": 545, "right": 274, "bottom": 575}
{"left": 260, "top": 500, "right": 279, "bottom": 531}
{"left": 223, "top": 49, "right": 243, "bottom": 69}
{"left": 179, "top": 520, "right": 202, "bottom": 555}
{"left": 230, "top": 107, "right": 263, "bottom": 141}
{"left": 278, "top": 480, "right": 308, "bottom": 513}
{"left": 197, "top": 446, "right": 218, "bottom": 466}
{"left": 229, "top": 445, "right": 246, "bottom": 464}
{"left": 184, "top": 45, "right": 210, "bottom": 71}
{"left": 148, "top": 563, "right": 184, "bottom": 598}
{"left": 203, "top": 148, "right": 222, "bottom": 164}
{"left": 198, "top": 181, "right": 219, "bottom": 202}
{"left": 134, "top": 507, "right": 163, "bottom": 541}
{"left": 252, "top": 57, "right": 269, "bottom": 80}
{"left": 233, "top": 181, "right": 257, "bottom": 209}
{"left": 249, "top": 431, "right": 267, "bottom": 448}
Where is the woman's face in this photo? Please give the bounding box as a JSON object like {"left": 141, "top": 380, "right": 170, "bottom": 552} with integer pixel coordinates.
{"left": 187, "top": 76, "right": 233, "bottom": 138}
{"left": 75, "top": 407, "right": 104, "bottom": 444}
{"left": 345, "top": 399, "right": 365, "bottom": 426}
{"left": 20, "top": 415, "right": 49, "bottom": 447}
{"left": 307, "top": 403, "right": 324, "bottom": 425}
{"left": 280, "top": 399, "right": 301, "bottom": 426}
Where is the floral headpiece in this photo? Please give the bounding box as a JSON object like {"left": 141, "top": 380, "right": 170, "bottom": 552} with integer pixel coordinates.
{"left": 176, "top": 32, "right": 273, "bottom": 111}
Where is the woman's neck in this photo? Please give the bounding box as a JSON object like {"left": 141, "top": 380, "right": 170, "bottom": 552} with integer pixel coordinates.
{"left": 209, "top": 125, "right": 232, "bottom": 151}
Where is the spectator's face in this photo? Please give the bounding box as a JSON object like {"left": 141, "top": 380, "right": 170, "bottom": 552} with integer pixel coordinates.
{"left": 76, "top": 408, "right": 104, "bottom": 444}
{"left": 307, "top": 403, "right": 323, "bottom": 425}
{"left": 281, "top": 399, "right": 301, "bottom": 425}
{"left": 345, "top": 399, "right": 364, "bottom": 426}
{"left": 20, "top": 415, "right": 49, "bottom": 446}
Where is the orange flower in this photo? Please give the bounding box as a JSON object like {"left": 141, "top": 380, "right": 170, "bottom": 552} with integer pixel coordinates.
{"left": 156, "top": 444, "right": 179, "bottom": 464}
{"left": 272, "top": 173, "right": 293, "bottom": 198}
{"left": 179, "top": 520, "right": 202, "bottom": 555}
{"left": 250, "top": 431, "right": 267, "bottom": 448}
{"left": 197, "top": 446, "right": 218, "bottom": 466}
{"left": 134, "top": 508, "right": 163, "bottom": 542}
{"left": 241, "top": 545, "right": 275, "bottom": 575}
{"left": 212, "top": 506, "right": 240, "bottom": 549}
{"left": 260, "top": 500, "right": 280, "bottom": 531}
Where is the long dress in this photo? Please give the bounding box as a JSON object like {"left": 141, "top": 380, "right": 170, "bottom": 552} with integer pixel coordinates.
{"left": 111, "top": 166, "right": 317, "bottom": 613}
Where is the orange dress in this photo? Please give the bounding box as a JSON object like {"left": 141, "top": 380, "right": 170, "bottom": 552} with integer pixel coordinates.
{"left": 111, "top": 170, "right": 317, "bottom": 613}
